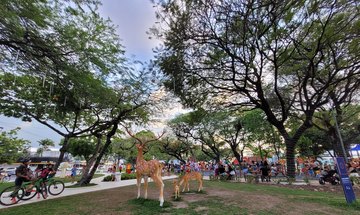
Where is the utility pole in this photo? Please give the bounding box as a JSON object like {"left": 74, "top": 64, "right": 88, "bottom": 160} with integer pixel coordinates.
{"left": 332, "top": 109, "right": 348, "bottom": 163}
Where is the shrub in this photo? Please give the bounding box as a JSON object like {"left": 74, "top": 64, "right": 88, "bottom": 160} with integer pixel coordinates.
{"left": 103, "top": 175, "right": 114, "bottom": 182}
{"left": 121, "top": 173, "right": 136, "bottom": 180}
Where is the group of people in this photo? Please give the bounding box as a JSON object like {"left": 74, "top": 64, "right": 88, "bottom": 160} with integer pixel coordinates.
{"left": 297, "top": 157, "right": 360, "bottom": 178}
{"left": 14, "top": 159, "right": 56, "bottom": 193}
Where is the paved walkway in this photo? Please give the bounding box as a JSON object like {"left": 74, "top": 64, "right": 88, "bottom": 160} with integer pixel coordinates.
{"left": 0, "top": 174, "right": 178, "bottom": 210}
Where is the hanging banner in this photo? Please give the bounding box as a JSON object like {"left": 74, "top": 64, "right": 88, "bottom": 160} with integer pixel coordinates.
{"left": 335, "top": 157, "right": 356, "bottom": 204}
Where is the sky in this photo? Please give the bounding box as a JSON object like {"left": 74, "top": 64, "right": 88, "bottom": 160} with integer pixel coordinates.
{"left": 0, "top": 0, "right": 178, "bottom": 148}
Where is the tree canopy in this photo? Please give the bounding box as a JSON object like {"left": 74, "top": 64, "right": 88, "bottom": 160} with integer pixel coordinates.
{"left": 152, "top": 0, "right": 360, "bottom": 177}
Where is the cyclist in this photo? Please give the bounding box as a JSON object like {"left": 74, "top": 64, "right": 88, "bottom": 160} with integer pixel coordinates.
{"left": 40, "top": 163, "right": 56, "bottom": 179}
{"left": 15, "top": 159, "right": 32, "bottom": 188}
{"left": 12, "top": 159, "right": 32, "bottom": 202}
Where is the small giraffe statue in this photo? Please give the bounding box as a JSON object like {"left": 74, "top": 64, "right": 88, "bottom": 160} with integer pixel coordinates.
{"left": 125, "top": 127, "right": 165, "bottom": 207}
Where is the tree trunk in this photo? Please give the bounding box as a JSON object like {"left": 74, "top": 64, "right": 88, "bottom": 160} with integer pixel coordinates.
{"left": 258, "top": 144, "right": 263, "bottom": 160}
{"left": 77, "top": 123, "right": 118, "bottom": 185}
{"left": 54, "top": 135, "right": 70, "bottom": 171}
{"left": 229, "top": 144, "right": 241, "bottom": 164}
{"left": 77, "top": 136, "right": 103, "bottom": 184}
{"left": 285, "top": 139, "right": 296, "bottom": 178}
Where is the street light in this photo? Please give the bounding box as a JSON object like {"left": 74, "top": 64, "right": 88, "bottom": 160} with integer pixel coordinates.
{"left": 332, "top": 109, "right": 348, "bottom": 163}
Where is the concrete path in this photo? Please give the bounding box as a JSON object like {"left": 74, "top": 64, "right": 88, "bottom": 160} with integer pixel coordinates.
{"left": 0, "top": 174, "right": 178, "bottom": 210}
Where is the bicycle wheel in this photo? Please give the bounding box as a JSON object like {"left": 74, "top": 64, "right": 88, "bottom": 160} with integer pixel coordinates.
{"left": 20, "top": 186, "right": 37, "bottom": 201}
{"left": 0, "top": 185, "right": 24, "bottom": 206}
{"left": 48, "top": 180, "right": 65, "bottom": 195}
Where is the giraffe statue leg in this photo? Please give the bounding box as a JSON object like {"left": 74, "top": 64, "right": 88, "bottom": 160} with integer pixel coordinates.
{"left": 198, "top": 179, "right": 203, "bottom": 192}
{"left": 144, "top": 176, "right": 149, "bottom": 199}
{"left": 153, "top": 175, "right": 164, "bottom": 207}
{"left": 136, "top": 175, "right": 141, "bottom": 199}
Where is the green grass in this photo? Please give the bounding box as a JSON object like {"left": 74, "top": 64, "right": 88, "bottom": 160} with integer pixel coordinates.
{"left": 205, "top": 181, "right": 360, "bottom": 212}
{"left": 1, "top": 180, "right": 359, "bottom": 215}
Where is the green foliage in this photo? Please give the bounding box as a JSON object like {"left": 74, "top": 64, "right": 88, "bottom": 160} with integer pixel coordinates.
{"left": 153, "top": 0, "right": 360, "bottom": 178}
{"left": 102, "top": 173, "right": 136, "bottom": 182}
{"left": 36, "top": 138, "right": 55, "bottom": 156}
{"left": 0, "top": 127, "right": 29, "bottom": 163}
{"left": 120, "top": 173, "right": 136, "bottom": 180}
{"left": 102, "top": 175, "right": 114, "bottom": 182}
{"left": 0, "top": 0, "right": 134, "bottom": 131}
{"left": 67, "top": 138, "right": 98, "bottom": 161}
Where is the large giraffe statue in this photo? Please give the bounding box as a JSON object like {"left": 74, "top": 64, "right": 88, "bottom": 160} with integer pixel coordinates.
{"left": 125, "top": 127, "right": 165, "bottom": 207}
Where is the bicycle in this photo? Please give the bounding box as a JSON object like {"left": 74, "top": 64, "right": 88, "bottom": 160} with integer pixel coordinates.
{"left": 0, "top": 185, "right": 25, "bottom": 206}
{"left": 20, "top": 178, "right": 48, "bottom": 201}
{"left": 45, "top": 175, "right": 65, "bottom": 196}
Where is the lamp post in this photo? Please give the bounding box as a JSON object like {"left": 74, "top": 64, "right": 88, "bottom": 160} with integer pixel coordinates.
{"left": 332, "top": 109, "right": 348, "bottom": 163}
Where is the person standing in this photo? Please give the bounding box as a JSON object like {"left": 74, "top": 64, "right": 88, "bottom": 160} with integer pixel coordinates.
{"left": 260, "top": 161, "right": 271, "bottom": 182}
{"left": 71, "top": 165, "right": 77, "bottom": 183}
{"left": 111, "top": 164, "right": 116, "bottom": 181}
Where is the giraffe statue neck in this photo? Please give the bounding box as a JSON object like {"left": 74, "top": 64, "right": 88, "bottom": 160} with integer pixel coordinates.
{"left": 137, "top": 148, "right": 145, "bottom": 163}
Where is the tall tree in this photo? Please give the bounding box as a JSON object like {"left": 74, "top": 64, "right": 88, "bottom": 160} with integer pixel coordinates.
{"left": 37, "top": 138, "right": 55, "bottom": 157}
{"left": 169, "top": 109, "right": 229, "bottom": 162}
{"left": 152, "top": 0, "right": 360, "bottom": 177}
{"left": 0, "top": 0, "right": 132, "bottom": 170}
{"left": 159, "top": 137, "right": 192, "bottom": 164}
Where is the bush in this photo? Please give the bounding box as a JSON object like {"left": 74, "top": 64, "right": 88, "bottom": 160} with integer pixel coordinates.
{"left": 121, "top": 173, "right": 136, "bottom": 180}
{"left": 102, "top": 175, "right": 114, "bottom": 182}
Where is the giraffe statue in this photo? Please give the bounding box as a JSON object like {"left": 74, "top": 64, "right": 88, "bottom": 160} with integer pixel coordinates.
{"left": 125, "top": 127, "right": 165, "bottom": 207}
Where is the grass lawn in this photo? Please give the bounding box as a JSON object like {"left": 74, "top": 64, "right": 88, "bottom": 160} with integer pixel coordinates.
{"left": 1, "top": 180, "right": 359, "bottom": 215}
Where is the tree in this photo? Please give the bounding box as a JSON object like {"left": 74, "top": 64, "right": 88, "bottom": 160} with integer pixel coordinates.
{"left": 159, "top": 137, "right": 192, "bottom": 164}
{"left": 37, "top": 138, "right": 55, "bottom": 157}
{"left": 0, "top": 0, "right": 159, "bottom": 186}
{"left": 0, "top": 0, "right": 131, "bottom": 170}
{"left": 66, "top": 137, "right": 105, "bottom": 175}
{"left": 110, "top": 137, "right": 138, "bottom": 165}
{"left": 241, "top": 109, "right": 283, "bottom": 160}
{"left": 0, "top": 127, "right": 30, "bottom": 163}
{"left": 296, "top": 105, "right": 360, "bottom": 159}
{"left": 152, "top": 0, "right": 360, "bottom": 177}
{"left": 169, "top": 109, "right": 229, "bottom": 162}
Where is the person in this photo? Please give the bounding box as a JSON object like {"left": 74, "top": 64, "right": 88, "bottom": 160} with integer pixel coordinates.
{"left": 126, "top": 163, "right": 132, "bottom": 174}
{"left": 34, "top": 164, "right": 45, "bottom": 178}
{"left": 39, "top": 163, "right": 56, "bottom": 180}
{"left": 347, "top": 162, "right": 358, "bottom": 177}
{"left": 111, "top": 164, "right": 116, "bottom": 181}
{"left": 218, "top": 163, "right": 225, "bottom": 177}
{"left": 71, "top": 165, "right": 77, "bottom": 183}
{"left": 260, "top": 161, "right": 271, "bottom": 182}
{"left": 15, "top": 159, "right": 32, "bottom": 189}
{"left": 227, "top": 164, "right": 235, "bottom": 180}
